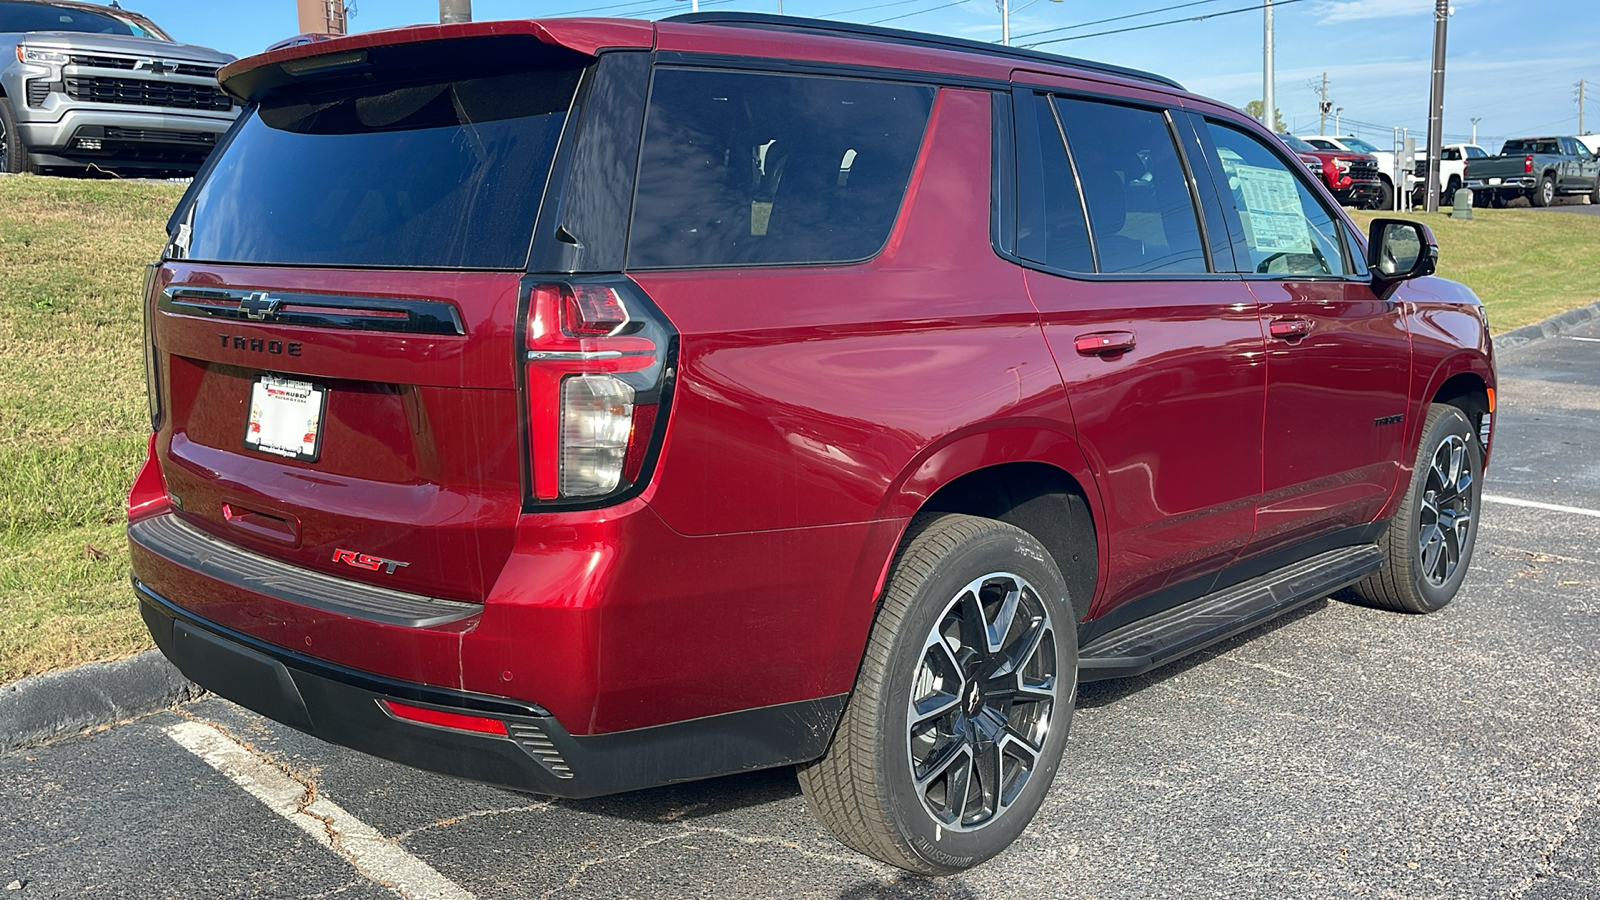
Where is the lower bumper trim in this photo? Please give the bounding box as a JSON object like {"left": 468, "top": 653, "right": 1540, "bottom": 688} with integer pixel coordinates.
{"left": 138, "top": 582, "right": 846, "bottom": 798}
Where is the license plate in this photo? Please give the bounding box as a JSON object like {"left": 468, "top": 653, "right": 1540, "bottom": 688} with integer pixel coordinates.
{"left": 1488, "top": 177, "right": 1502, "bottom": 185}
{"left": 244, "top": 375, "right": 326, "bottom": 462}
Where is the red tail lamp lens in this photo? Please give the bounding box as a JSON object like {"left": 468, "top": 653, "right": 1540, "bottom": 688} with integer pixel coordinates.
{"left": 1524, "top": 155, "right": 1534, "bottom": 174}
{"left": 563, "top": 285, "right": 630, "bottom": 336}
{"left": 382, "top": 700, "right": 508, "bottom": 736}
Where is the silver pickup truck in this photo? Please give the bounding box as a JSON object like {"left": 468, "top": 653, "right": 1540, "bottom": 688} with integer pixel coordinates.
{"left": 1, "top": 0, "right": 236, "bottom": 176}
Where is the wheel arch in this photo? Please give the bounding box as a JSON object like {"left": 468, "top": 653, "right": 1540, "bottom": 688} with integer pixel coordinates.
{"left": 875, "top": 426, "right": 1104, "bottom": 625}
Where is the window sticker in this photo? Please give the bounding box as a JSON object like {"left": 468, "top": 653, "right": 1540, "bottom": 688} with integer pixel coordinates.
{"left": 1233, "top": 164, "right": 1313, "bottom": 255}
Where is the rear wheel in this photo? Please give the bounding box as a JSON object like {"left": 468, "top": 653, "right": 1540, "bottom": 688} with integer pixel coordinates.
{"left": 0, "top": 98, "right": 34, "bottom": 175}
{"left": 1589, "top": 175, "right": 1600, "bottom": 205}
{"left": 1531, "top": 175, "right": 1556, "bottom": 207}
{"left": 1349, "top": 404, "right": 1482, "bottom": 613}
{"left": 798, "top": 514, "right": 1076, "bottom": 874}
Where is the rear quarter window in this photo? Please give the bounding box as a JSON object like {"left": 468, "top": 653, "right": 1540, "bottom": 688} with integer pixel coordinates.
{"left": 627, "top": 69, "right": 936, "bottom": 269}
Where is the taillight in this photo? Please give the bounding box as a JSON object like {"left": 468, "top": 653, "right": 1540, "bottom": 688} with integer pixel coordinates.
{"left": 521, "top": 279, "right": 675, "bottom": 503}
{"left": 1524, "top": 155, "right": 1534, "bottom": 174}
{"left": 142, "top": 262, "right": 163, "bottom": 431}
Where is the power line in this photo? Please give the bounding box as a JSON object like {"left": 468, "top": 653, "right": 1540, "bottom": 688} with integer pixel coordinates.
{"left": 1023, "top": 0, "right": 1311, "bottom": 48}
{"left": 871, "top": 0, "right": 966, "bottom": 24}
{"left": 1014, "top": 0, "right": 1233, "bottom": 42}
{"left": 818, "top": 0, "right": 929, "bottom": 18}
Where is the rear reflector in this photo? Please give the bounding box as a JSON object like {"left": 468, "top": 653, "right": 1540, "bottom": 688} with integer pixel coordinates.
{"left": 382, "top": 700, "right": 508, "bottom": 736}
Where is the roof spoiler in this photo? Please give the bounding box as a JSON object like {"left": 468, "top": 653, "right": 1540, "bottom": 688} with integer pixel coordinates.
{"left": 218, "top": 18, "right": 654, "bottom": 104}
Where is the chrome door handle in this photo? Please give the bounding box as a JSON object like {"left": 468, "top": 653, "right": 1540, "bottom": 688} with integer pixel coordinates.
{"left": 1268, "top": 318, "right": 1312, "bottom": 341}
{"left": 1074, "top": 331, "right": 1137, "bottom": 356}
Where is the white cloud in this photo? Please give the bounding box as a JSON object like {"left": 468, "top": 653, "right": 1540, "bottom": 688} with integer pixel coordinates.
{"left": 1313, "top": 0, "right": 1448, "bottom": 24}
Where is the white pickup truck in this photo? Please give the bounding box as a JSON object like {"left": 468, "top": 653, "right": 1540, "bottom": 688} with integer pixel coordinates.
{"left": 1411, "top": 143, "right": 1490, "bottom": 206}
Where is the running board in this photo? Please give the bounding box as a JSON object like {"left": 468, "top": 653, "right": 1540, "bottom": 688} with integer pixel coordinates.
{"left": 1078, "top": 544, "right": 1385, "bottom": 681}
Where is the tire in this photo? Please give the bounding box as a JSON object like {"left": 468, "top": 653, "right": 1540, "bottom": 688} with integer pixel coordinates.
{"left": 1589, "top": 176, "right": 1599, "bottom": 205}
{"left": 1349, "top": 404, "right": 1482, "bottom": 614}
{"left": 0, "top": 97, "right": 34, "bottom": 175}
{"left": 1445, "top": 177, "right": 1462, "bottom": 205}
{"left": 1374, "top": 177, "right": 1395, "bottom": 211}
{"left": 1490, "top": 192, "right": 1508, "bottom": 209}
{"left": 797, "top": 514, "right": 1077, "bottom": 874}
{"left": 1531, "top": 175, "right": 1555, "bottom": 207}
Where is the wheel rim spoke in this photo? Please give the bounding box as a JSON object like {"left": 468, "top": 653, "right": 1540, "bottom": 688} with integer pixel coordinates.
{"left": 1416, "top": 432, "right": 1475, "bottom": 587}
{"left": 907, "top": 570, "right": 1058, "bottom": 833}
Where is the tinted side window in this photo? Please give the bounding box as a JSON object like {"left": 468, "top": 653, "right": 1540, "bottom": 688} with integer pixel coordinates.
{"left": 1203, "top": 121, "right": 1350, "bottom": 277}
{"left": 1014, "top": 91, "right": 1093, "bottom": 272}
{"left": 1466, "top": 146, "right": 1488, "bottom": 159}
{"left": 628, "top": 69, "right": 935, "bottom": 268}
{"left": 1053, "top": 98, "right": 1207, "bottom": 274}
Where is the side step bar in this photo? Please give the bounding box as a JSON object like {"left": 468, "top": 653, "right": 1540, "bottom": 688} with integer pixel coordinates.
{"left": 1078, "top": 544, "right": 1385, "bottom": 681}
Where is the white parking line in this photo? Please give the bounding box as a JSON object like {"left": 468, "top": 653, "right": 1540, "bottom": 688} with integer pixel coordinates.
{"left": 165, "top": 720, "right": 474, "bottom": 900}
{"left": 1482, "top": 494, "right": 1600, "bottom": 519}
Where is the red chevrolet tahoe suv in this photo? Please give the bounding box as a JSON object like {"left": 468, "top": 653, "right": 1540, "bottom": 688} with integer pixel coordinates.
{"left": 128, "top": 13, "right": 1496, "bottom": 874}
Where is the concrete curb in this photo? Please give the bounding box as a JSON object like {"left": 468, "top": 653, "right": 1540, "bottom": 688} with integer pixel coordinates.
{"left": 1494, "top": 299, "right": 1600, "bottom": 352}
{"left": 0, "top": 651, "right": 201, "bottom": 754}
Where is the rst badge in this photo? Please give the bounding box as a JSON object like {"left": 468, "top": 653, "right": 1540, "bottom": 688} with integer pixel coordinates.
{"left": 332, "top": 548, "right": 411, "bottom": 575}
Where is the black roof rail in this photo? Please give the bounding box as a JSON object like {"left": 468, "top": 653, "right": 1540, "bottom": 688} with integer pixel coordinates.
{"left": 662, "top": 12, "right": 1184, "bottom": 91}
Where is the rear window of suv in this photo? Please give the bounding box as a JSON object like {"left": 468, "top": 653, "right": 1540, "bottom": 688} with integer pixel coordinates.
{"left": 183, "top": 66, "right": 580, "bottom": 270}
{"left": 627, "top": 69, "right": 936, "bottom": 269}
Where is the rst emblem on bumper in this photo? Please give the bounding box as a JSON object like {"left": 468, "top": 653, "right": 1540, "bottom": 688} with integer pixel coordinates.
{"left": 332, "top": 548, "right": 411, "bottom": 575}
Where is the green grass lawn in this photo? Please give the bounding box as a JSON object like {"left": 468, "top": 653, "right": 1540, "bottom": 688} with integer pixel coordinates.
{"left": 0, "top": 178, "right": 1596, "bottom": 684}
{"left": 0, "top": 174, "right": 183, "bottom": 682}
{"left": 1348, "top": 206, "right": 1600, "bottom": 331}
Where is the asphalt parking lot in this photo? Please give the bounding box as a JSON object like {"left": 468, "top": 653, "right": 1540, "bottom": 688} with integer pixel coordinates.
{"left": 3, "top": 323, "right": 1598, "bottom": 899}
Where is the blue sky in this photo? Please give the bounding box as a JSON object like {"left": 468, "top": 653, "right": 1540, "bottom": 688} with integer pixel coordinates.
{"left": 125, "top": 0, "right": 1595, "bottom": 151}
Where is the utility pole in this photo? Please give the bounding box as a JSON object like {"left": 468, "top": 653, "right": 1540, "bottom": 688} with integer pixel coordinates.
{"left": 1579, "top": 80, "right": 1587, "bottom": 135}
{"left": 1001, "top": 0, "right": 1010, "bottom": 46}
{"left": 1262, "top": 0, "right": 1275, "bottom": 131}
{"left": 1318, "top": 72, "right": 1330, "bottom": 135}
{"left": 439, "top": 0, "right": 470, "bottom": 23}
{"left": 1470, "top": 116, "right": 1481, "bottom": 145}
{"left": 1424, "top": 0, "right": 1449, "bottom": 213}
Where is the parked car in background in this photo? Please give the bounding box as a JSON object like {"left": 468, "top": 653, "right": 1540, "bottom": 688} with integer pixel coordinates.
{"left": 1465, "top": 136, "right": 1600, "bottom": 207}
{"left": 0, "top": 0, "right": 236, "bottom": 176}
{"left": 1280, "top": 132, "right": 1324, "bottom": 179}
{"left": 129, "top": 12, "right": 1495, "bottom": 876}
{"left": 1411, "top": 143, "right": 1488, "bottom": 205}
{"left": 1289, "top": 134, "right": 1383, "bottom": 208}
{"left": 1575, "top": 134, "right": 1600, "bottom": 158}
{"left": 1306, "top": 134, "right": 1409, "bottom": 210}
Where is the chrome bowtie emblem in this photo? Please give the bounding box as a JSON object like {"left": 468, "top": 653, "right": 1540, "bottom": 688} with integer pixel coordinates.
{"left": 240, "top": 292, "right": 282, "bottom": 321}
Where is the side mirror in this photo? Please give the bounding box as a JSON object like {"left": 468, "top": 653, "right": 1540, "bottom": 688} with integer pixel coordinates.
{"left": 1366, "top": 218, "right": 1438, "bottom": 300}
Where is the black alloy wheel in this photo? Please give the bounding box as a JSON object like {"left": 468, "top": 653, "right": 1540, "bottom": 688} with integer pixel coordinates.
{"left": 798, "top": 514, "right": 1077, "bottom": 875}
{"left": 1348, "top": 403, "right": 1482, "bottom": 613}
{"left": 907, "top": 571, "right": 1059, "bottom": 832}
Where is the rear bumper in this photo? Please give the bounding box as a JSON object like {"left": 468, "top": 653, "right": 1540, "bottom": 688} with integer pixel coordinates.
{"left": 139, "top": 582, "right": 845, "bottom": 798}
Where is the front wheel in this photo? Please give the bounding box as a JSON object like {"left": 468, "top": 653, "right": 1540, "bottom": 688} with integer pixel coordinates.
{"left": 0, "top": 98, "right": 35, "bottom": 175}
{"left": 798, "top": 514, "right": 1077, "bottom": 874}
{"left": 1374, "top": 177, "right": 1395, "bottom": 211}
{"left": 1349, "top": 404, "right": 1482, "bottom": 613}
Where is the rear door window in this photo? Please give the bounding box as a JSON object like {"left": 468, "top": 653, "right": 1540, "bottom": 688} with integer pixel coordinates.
{"left": 627, "top": 69, "right": 935, "bottom": 268}
{"left": 1013, "top": 91, "right": 1094, "bottom": 272}
{"left": 1050, "top": 98, "right": 1208, "bottom": 275}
